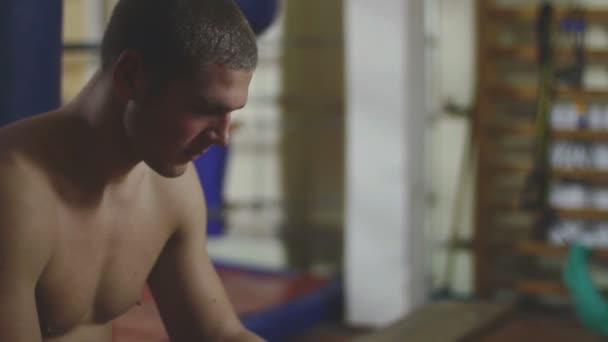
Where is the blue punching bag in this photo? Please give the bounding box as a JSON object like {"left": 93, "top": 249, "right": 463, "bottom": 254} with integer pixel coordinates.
{"left": 0, "top": 0, "right": 63, "bottom": 126}
{"left": 194, "top": 145, "right": 229, "bottom": 236}
{"left": 235, "top": 0, "right": 279, "bottom": 36}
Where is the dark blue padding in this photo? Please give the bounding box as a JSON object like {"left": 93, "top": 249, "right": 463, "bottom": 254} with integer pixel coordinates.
{"left": 213, "top": 261, "right": 343, "bottom": 342}
{"left": 242, "top": 279, "right": 342, "bottom": 342}
{"left": 0, "top": 0, "right": 62, "bottom": 126}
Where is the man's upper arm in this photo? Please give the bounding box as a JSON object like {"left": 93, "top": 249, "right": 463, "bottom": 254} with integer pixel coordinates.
{"left": 0, "top": 170, "right": 51, "bottom": 341}
{"left": 148, "top": 164, "right": 262, "bottom": 341}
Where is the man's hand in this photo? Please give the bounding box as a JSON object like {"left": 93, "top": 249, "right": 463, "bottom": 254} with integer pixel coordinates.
{"left": 221, "top": 328, "right": 265, "bottom": 342}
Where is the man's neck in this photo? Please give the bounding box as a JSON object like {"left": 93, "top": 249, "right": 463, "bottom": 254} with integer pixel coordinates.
{"left": 63, "top": 70, "right": 146, "bottom": 190}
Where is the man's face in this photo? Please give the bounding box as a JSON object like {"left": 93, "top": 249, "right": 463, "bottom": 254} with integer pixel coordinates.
{"left": 124, "top": 63, "right": 253, "bottom": 178}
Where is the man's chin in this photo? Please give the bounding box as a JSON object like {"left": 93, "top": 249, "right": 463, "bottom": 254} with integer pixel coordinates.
{"left": 144, "top": 160, "right": 189, "bottom": 178}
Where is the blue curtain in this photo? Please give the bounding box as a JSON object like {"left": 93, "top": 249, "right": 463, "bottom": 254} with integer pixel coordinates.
{"left": 0, "top": 0, "right": 62, "bottom": 126}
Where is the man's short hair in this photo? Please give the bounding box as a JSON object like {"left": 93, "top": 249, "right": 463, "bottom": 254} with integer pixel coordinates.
{"left": 101, "top": 0, "right": 258, "bottom": 82}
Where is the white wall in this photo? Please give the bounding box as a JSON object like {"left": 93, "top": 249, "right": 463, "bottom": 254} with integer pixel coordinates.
{"left": 344, "top": 0, "right": 429, "bottom": 327}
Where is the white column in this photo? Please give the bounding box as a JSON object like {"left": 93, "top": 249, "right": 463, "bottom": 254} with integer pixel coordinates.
{"left": 344, "top": 0, "right": 429, "bottom": 327}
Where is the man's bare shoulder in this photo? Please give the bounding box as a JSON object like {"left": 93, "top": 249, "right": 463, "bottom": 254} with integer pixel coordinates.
{"left": 0, "top": 153, "right": 52, "bottom": 223}
{"left": 0, "top": 112, "right": 64, "bottom": 170}
{"left": 0, "top": 115, "right": 63, "bottom": 211}
{"left": 0, "top": 155, "right": 54, "bottom": 274}
{"left": 0, "top": 112, "right": 52, "bottom": 146}
{"left": 0, "top": 149, "right": 41, "bottom": 195}
{"left": 148, "top": 163, "right": 206, "bottom": 230}
{"left": 0, "top": 116, "right": 55, "bottom": 195}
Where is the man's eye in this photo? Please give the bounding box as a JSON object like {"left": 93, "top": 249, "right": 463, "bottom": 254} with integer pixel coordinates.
{"left": 193, "top": 106, "right": 210, "bottom": 114}
{"left": 193, "top": 105, "right": 222, "bottom": 114}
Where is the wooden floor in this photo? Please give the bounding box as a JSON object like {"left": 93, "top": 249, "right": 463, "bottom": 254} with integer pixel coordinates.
{"left": 478, "top": 312, "right": 604, "bottom": 342}
{"left": 301, "top": 303, "right": 607, "bottom": 342}
{"left": 295, "top": 313, "right": 605, "bottom": 342}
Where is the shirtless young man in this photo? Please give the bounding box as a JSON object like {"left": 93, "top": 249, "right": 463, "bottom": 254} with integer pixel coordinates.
{"left": 0, "top": 0, "right": 263, "bottom": 341}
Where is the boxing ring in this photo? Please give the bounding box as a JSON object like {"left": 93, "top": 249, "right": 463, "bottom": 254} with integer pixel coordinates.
{"left": 113, "top": 264, "right": 341, "bottom": 342}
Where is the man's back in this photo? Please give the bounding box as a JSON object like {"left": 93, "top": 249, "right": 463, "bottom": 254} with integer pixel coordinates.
{"left": 0, "top": 111, "right": 185, "bottom": 341}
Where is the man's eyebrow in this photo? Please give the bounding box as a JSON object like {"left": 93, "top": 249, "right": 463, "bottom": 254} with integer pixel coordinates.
{"left": 195, "top": 97, "right": 245, "bottom": 112}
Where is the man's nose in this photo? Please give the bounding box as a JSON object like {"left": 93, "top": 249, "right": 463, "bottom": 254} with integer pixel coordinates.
{"left": 214, "top": 113, "right": 232, "bottom": 146}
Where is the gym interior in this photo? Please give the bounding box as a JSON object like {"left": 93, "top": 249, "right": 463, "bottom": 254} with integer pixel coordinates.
{"left": 3, "top": 0, "right": 608, "bottom": 341}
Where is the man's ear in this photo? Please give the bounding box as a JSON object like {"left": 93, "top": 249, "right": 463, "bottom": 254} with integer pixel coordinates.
{"left": 112, "top": 50, "right": 145, "bottom": 102}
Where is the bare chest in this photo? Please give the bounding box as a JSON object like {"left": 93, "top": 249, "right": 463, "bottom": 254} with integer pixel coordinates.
{"left": 35, "top": 205, "right": 174, "bottom": 338}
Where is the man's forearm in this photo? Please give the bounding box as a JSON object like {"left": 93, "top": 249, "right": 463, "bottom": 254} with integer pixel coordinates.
{"left": 221, "top": 327, "right": 265, "bottom": 342}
